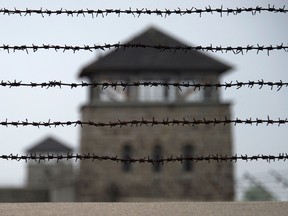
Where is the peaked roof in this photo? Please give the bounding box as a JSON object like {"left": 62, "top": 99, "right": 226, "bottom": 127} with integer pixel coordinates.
{"left": 26, "top": 137, "right": 72, "bottom": 154}
{"left": 79, "top": 27, "right": 231, "bottom": 78}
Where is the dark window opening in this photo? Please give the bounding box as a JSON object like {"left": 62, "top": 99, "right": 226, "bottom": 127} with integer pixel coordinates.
{"left": 122, "top": 144, "right": 132, "bottom": 172}
{"left": 204, "top": 87, "right": 213, "bottom": 100}
{"left": 152, "top": 145, "right": 162, "bottom": 172}
{"left": 107, "top": 183, "right": 120, "bottom": 202}
{"left": 183, "top": 145, "right": 193, "bottom": 172}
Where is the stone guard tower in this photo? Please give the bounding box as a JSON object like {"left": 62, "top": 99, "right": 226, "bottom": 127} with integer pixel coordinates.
{"left": 77, "top": 27, "right": 234, "bottom": 201}
{"left": 26, "top": 136, "right": 75, "bottom": 201}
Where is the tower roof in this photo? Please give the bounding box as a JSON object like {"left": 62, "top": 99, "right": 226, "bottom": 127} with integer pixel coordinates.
{"left": 26, "top": 137, "right": 72, "bottom": 154}
{"left": 79, "top": 27, "right": 231, "bottom": 78}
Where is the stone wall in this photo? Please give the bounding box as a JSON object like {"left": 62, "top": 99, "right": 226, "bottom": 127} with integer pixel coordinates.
{"left": 0, "top": 188, "right": 49, "bottom": 202}
{"left": 76, "top": 102, "right": 234, "bottom": 201}
{"left": 0, "top": 202, "right": 286, "bottom": 216}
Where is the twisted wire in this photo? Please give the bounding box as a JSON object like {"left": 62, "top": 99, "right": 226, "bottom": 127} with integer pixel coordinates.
{"left": 1, "top": 117, "right": 287, "bottom": 128}
{"left": 1, "top": 80, "right": 287, "bottom": 91}
{"left": 1, "top": 153, "right": 287, "bottom": 163}
{"left": 0, "top": 5, "right": 286, "bottom": 18}
{"left": 0, "top": 44, "right": 287, "bottom": 55}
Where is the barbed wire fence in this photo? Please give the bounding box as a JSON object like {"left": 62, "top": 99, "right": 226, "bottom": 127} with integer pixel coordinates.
{"left": 0, "top": 117, "right": 287, "bottom": 128}
{"left": 1, "top": 80, "right": 287, "bottom": 90}
{"left": 0, "top": 44, "right": 287, "bottom": 55}
{"left": 1, "top": 153, "right": 287, "bottom": 163}
{"left": 0, "top": 2, "right": 287, "bottom": 202}
{"left": 0, "top": 5, "right": 286, "bottom": 17}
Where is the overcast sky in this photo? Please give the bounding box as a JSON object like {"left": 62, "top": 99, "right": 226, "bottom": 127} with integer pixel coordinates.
{"left": 0, "top": 0, "right": 287, "bottom": 200}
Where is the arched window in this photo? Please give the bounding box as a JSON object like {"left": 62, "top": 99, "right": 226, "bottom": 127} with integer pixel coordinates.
{"left": 122, "top": 145, "right": 132, "bottom": 172}
{"left": 183, "top": 145, "right": 193, "bottom": 172}
{"left": 152, "top": 145, "right": 162, "bottom": 172}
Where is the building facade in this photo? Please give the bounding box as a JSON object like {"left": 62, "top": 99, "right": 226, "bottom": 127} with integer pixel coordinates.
{"left": 76, "top": 27, "right": 234, "bottom": 201}
{"left": 26, "top": 137, "right": 75, "bottom": 202}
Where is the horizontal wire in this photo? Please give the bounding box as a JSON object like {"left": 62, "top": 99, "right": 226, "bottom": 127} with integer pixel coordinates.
{"left": 0, "top": 5, "right": 287, "bottom": 17}
{"left": 0, "top": 44, "right": 287, "bottom": 55}
{"left": 1, "top": 80, "right": 287, "bottom": 91}
{"left": 0, "top": 117, "right": 287, "bottom": 128}
{"left": 1, "top": 153, "right": 287, "bottom": 163}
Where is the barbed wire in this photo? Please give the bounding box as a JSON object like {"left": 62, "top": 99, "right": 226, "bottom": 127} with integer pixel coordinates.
{"left": 0, "top": 5, "right": 287, "bottom": 18}
{"left": 1, "top": 80, "right": 287, "bottom": 91}
{"left": 0, "top": 44, "right": 287, "bottom": 55}
{"left": 1, "top": 117, "right": 287, "bottom": 128}
{"left": 1, "top": 153, "right": 287, "bottom": 163}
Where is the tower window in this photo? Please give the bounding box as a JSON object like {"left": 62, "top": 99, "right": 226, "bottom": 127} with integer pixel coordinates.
{"left": 178, "top": 80, "right": 204, "bottom": 102}
{"left": 152, "top": 145, "right": 163, "bottom": 172}
{"left": 183, "top": 145, "right": 193, "bottom": 172}
{"left": 122, "top": 144, "right": 132, "bottom": 172}
{"left": 139, "top": 80, "right": 165, "bottom": 102}
{"left": 204, "top": 87, "right": 214, "bottom": 101}
{"left": 99, "top": 80, "right": 128, "bottom": 102}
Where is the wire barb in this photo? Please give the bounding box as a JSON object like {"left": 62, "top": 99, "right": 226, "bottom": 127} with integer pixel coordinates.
{"left": 0, "top": 118, "right": 287, "bottom": 128}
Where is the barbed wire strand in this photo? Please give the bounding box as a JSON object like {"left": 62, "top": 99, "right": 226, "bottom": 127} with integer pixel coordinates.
{"left": 1, "top": 117, "right": 287, "bottom": 128}
{"left": 0, "top": 44, "right": 287, "bottom": 55}
{"left": 1, "top": 153, "right": 287, "bottom": 163}
{"left": 0, "top": 5, "right": 287, "bottom": 18}
{"left": 1, "top": 80, "right": 287, "bottom": 91}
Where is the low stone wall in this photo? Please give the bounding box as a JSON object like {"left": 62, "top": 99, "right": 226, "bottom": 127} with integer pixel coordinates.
{"left": 0, "top": 202, "right": 286, "bottom": 216}
{"left": 0, "top": 188, "right": 49, "bottom": 202}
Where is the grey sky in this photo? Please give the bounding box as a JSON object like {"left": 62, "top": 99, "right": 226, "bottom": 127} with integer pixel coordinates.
{"left": 0, "top": 0, "right": 287, "bottom": 200}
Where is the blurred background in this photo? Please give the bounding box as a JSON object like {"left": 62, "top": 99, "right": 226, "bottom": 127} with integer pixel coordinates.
{"left": 0, "top": 0, "right": 287, "bottom": 201}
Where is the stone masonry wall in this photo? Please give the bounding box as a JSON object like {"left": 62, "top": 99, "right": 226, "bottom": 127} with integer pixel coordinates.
{"left": 0, "top": 189, "right": 49, "bottom": 202}
{"left": 76, "top": 103, "right": 234, "bottom": 201}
